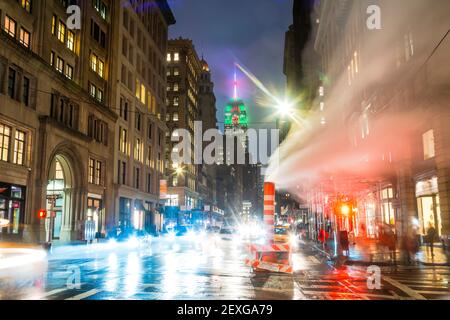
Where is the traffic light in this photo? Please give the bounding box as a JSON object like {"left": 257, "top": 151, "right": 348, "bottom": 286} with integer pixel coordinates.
{"left": 38, "top": 209, "right": 47, "bottom": 219}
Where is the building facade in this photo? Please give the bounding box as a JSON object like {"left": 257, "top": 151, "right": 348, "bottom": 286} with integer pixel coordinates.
{"left": 197, "top": 58, "right": 218, "bottom": 209}
{"left": 109, "top": 0, "right": 175, "bottom": 235}
{"left": 165, "top": 38, "right": 202, "bottom": 212}
{"left": 0, "top": 0, "right": 175, "bottom": 243}
{"left": 298, "top": 0, "right": 450, "bottom": 246}
{"left": 0, "top": 0, "right": 117, "bottom": 242}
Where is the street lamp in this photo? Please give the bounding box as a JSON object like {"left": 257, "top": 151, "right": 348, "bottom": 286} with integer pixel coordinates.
{"left": 276, "top": 99, "right": 294, "bottom": 117}
{"left": 175, "top": 166, "right": 184, "bottom": 175}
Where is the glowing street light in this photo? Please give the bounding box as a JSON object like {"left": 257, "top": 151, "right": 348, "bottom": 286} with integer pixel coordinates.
{"left": 276, "top": 99, "right": 295, "bottom": 117}
{"left": 175, "top": 166, "right": 184, "bottom": 175}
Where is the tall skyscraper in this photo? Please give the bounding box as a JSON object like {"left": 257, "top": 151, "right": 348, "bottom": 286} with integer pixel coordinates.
{"left": 165, "top": 38, "right": 202, "bottom": 212}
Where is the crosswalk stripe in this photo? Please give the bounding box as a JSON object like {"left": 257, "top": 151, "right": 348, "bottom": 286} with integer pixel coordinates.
{"left": 301, "top": 290, "right": 397, "bottom": 300}
{"left": 65, "top": 289, "right": 101, "bottom": 300}
{"left": 308, "top": 256, "right": 321, "bottom": 264}
{"left": 383, "top": 276, "right": 427, "bottom": 300}
{"left": 29, "top": 288, "right": 68, "bottom": 300}
{"left": 415, "top": 290, "right": 450, "bottom": 295}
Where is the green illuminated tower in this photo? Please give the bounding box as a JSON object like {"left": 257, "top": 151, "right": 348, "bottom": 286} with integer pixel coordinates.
{"left": 224, "top": 68, "right": 249, "bottom": 132}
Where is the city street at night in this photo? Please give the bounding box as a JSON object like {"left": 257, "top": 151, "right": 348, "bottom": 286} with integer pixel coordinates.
{"left": 1, "top": 235, "right": 449, "bottom": 300}
{"left": 1, "top": 0, "right": 450, "bottom": 308}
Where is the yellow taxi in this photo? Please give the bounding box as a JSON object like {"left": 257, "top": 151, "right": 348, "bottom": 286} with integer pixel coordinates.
{"left": 274, "top": 225, "right": 290, "bottom": 243}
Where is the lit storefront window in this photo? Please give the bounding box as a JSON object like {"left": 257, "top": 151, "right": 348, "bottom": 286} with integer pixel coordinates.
{"left": 381, "top": 187, "right": 395, "bottom": 226}
{"left": 416, "top": 177, "right": 441, "bottom": 236}
{"left": 0, "top": 184, "right": 25, "bottom": 235}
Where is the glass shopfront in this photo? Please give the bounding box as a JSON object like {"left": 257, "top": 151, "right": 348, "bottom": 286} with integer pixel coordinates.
{"left": 87, "top": 195, "right": 103, "bottom": 236}
{"left": 381, "top": 187, "right": 396, "bottom": 226}
{"left": 416, "top": 177, "right": 442, "bottom": 237}
{"left": 119, "top": 197, "right": 132, "bottom": 230}
{"left": 0, "top": 183, "right": 26, "bottom": 236}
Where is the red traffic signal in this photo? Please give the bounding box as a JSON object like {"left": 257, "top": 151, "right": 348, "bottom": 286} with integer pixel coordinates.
{"left": 38, "top": 209, "right": 47, "bottom": 219}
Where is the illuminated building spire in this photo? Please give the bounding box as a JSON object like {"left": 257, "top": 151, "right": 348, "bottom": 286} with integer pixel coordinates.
{"left": 233, "top": 65, "right": 238, "bottom": 100}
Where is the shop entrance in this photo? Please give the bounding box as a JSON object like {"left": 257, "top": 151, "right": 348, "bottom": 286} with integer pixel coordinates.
{"left": 417, "top": 195, "right": 442, "bottom": 238}
{"left": 46, "top": 155, "right": 73, "bottom": 241}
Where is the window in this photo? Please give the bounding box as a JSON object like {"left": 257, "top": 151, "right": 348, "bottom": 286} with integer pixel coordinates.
{"left": 91, "top": 20, "right": 106, "bottom": 48}
{"left": 95, "top": 160, "right": 102, "bottom": 185}
{"left": 423, "top": 130, "right": 435, "bottom": 160}
{"left": 65, "top": 64, "right": 74, "bottom": 79}
{"left": 173, "top": 96, "right": 179, "bottom": 106}
{"left": 93, "top": 0, "right": 107, "bottom": 20}
{"left": 135, "top": 138, "right": 142, "bottom": 162}
{"left": 20, "top": 0, "right": 32, "bottom": 13}
{"left": 57, "top": 20, "right": 66, "bottom": 43}
{"left": 97, "top": 88, "right": 104, "bottom": 102}
{"left": 19, "top": 28, "right": 31, "bottom": 48}
{"left": 135, "top": 167, "right": 140, "bottom": 189}
{"left": 23, "top": 77, "right": 30, "bottom": 106}
{"left": 13, "top": 130, "right": 25, "bottom": 165}
{"left": 0, "top": 124, "right": 11, "bottom": 162}
{"left": 98, "top": 60, "right": 104, "bottom": 78}
{"left": 166, "top": 53, "right": 171, "bottom": 62}
{"left": 174, "top": 67, "right": 179, "bottom": 76}
{"left": 50, "top": 51, "right": 55, "bottom": 66}
{"left": 173, "top": 113, "right": 179, "bottom": 122}
{"left": 4, "top": 16, "right": 16, "bottom": 38}
{"left": 88, "top": 158, "right": 103, "bottom": 185}
{"left": 90, "top": 53, "right": 98, "bottom": 72}
{"left": 174, "top": 52, "right": 179, "bottom": 61}
{"left": 52, "top": 15, "right": 56, "bottom": 35}
{"left": 135, "top": 112, "right": 141, "bottom": 131}
{"left": 67, "top": 30, "right": 75, "bottom": 51}
{"left": 89, "top": 53, "right": 105, "bottom": 78}
{"left": 89, "top": 83, "right": 96, "bottom": 98}
{"left": 88, "top": 158, "right": 95, "bottom": 184}
{"left": 56, "top": 57, "right": 64, "bottom": 73}
{"left": 173, "top": 83, "right": 179, "bottom": 92}
{"left": 8, "top": 68, "right": 16, "bottom": 99}
{"left": 119, "top": 98, "right": 128, "bottom": 121}
{"left": 172, "top": 176, "right": 178, "bottom": 187}
{"left": 119, "top": 127, "right": 127, "bottom": 154}
{"left": 122, "top": 161, "right": 126, "bottom": 184}
{"left": 148, "top": 122, "right": 153, "bottom": 140}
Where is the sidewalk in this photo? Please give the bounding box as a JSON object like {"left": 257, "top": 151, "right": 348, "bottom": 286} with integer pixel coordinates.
{"left": 308, "top": 239, "right": 450, "bottom": 267}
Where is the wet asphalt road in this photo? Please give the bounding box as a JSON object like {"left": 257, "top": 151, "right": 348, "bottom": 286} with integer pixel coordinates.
{"left": 0, "top": 235, "right": 449, "bottom": 300}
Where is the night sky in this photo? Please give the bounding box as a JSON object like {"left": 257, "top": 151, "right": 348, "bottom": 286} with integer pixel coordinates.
{"left": 168, "top": 0, "right": 293, "bottom": 131}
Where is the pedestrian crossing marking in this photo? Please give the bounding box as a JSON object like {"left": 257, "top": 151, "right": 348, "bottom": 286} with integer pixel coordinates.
{"left": 383, "top": 276, "right": 426, "bottom": 300}
{"left": 65, "top": 289, "right": 101, "bottom": 300}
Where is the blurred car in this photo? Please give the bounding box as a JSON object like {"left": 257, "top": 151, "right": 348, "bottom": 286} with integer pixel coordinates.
{"left": 206, "top": 225, "right": 221, "bottom": 234}
{"left": 274, "top": 226, "right": 290, "bottom": 243}
{"left": 175, "top": 225, "right": 191, "bottom": 236}
{"left": 113, "top": 229, "right": 152, "bottom": 244}
{"left": 219, "top": 227, "right": 235, "bottom": 240}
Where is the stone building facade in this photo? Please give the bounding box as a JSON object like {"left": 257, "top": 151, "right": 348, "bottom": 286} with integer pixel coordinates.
{"left": 0, "top": 0, "right": 175, "bottom": 242}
